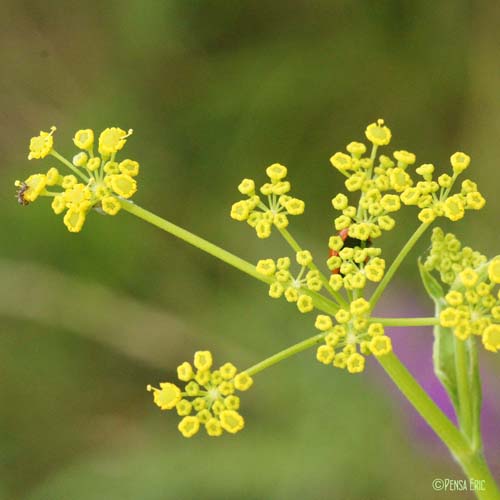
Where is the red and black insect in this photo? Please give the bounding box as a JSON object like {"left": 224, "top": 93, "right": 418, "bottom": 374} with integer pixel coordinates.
{"left": 16, "top": 182, "right": 30, "bottom": 206}
{"left": 329, "top": 228, "right": 371, "bottom": 275}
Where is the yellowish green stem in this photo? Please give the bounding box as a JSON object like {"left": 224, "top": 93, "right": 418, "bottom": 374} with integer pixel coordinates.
{"left": 51, "top": 150, "right": 90, "bottom": 183}
{"left": 370, "top": 222, "right": 430, "bottom": 310}
{"left": 371, "top": 317, "right": 439, "bottom": 327}
{"left": 121, "top": 202, "right": 338, "bottom": 315}
{"left": 378, "top": 353, "right": 499, "bottom": 500}
{"left": 245, "top": 333, "right": 326, "bottom": 376}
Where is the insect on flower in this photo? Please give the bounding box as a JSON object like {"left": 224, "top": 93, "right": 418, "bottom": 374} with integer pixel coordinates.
{"left": 15, "top": 181, "right": 29, "bottom": 206}
{"left": 329, "top": 228, "right": 372, "bottom": 274}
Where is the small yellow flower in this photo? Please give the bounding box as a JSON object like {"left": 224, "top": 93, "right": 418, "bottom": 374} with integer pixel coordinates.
{"left": 389, "top": 167, "right": 412, "bottom": 192}
{"left": 346, "top": 141, "right": 366, "bottom": 157}
{"left": 98, "top": 127, "right": 133, "bottom": 155}
{"left": 346, "top": 353, "right": 365, "bottom": 373}
{"left": 108, "top": 174, "right": 137, "bottom": 199}
{"left": 22, "top": 174, "right": 47, "bottom": 202}
{"left": 296, "top": 250, "right": 312, "bottom": 266}
{"left": 73, "top": 129, "right": 94, "bottom": 150}
{"left": 72, "top": 152, "right": 88, "bottom": 167}
{"left": 365, "top": 119, "right": 392, "bottom": 146}
{"left": 205, "top": 418, "right": 223, "bottom": 437}
{"left": 51, "top": 195, "right": 66, "bottom": 214}
{"left": 350, "top": 298, "right": 370, "bottom": 316}
{"left": 445, "top": 291, "right": 463, "bottom": 307}
{"left": 285, "top": 198, "right": 305, "bottom": 215}
{"left": 194, "top": 350, "right": 213, "bottom": 371}
{"left": 119, "top": 159, "right": 140, "bottom": 177}
{"left": 368, "top": 323, "right": 384, "bottom": 337}
{"left": 330, "top": 152, "right": 353, "bottom": 171}
{"left": 219, "top": 410, "right": 245, "bottom": 434}
{"left": 335, "top": 309, "right": 351, "bottom": 324}
{"left": 297, "top": 294, "right": 314, "bottom": 313}
{"left": 178, "top": 416, "right": 200, "bottom": 438}
{"left": 256, "top": 259, "right": 276, "bottom": 277}
{"left": 230, "top": 200, "right": 250, "bottom": 221}
{"left": 266, "top": 163, "right": 287, "bottom": 180}
{"left": 101, "top": 196, "right": 121, "bottom": 216}
{"left": 177, "top": 362, "right": 194, "bottom": 382}
{"left": 63, "top": 208, "right": 87, "bottom": 233}
{"left": 450, "top": 152, "right": 471, "bottom": 174}
{"left": 482, "top": 324, "right": 500, "bottom": 352}
{"left": 332, "top": 193, "right": 349, "bottom": 210}
{"left": 418, "top": 208, "right": 436, "bottom": 224}
{"left": 393, "top": 150, "right": 416, "bottom": 167}
{"left": 369, "top": 336, "right": 392, "bottom": 356}
{"left": 147, "top": 382, "right": 182, "bottom": 410}
{"left": 220, "top": 362, "right": 237, "bottom": 380}
{"left": 316, "top": 345, "right": 335, "bottom": 364}
{"left": 87, "top": 157, "right": 101, "bottom": 172}
{"left": 62, "top": 175, "right": 77, "bottom": 190}
{"left": 238, "top": 178, "right": 255, "bottom": 195}
{"left": 440, "top": 307, "right": 460, "bottom": 327}
{"left": 255, "top": 220, "right": 272, "bottom": 238}
{"left": 465, "top": 192, "right": 485, "bottom": 210}
{"left": 234, "top": 372, "right": 253, "bottom": 391}
{"left": 488, "top": 258, "right": 500, "bottom": 284}
{"left": 315, "top": 314, "right": 333, "bottom": 331}
{"left": 46, "top": 167, "right": 61, "bottom": 186}
{"left": 444, "top": 195, "right": 465, "bottom": 222}
{"left": 459, "top": 268, "right": 478, "bottom": 288}
{"left": 28, "top": 126, "right": 56, "bottom": 160}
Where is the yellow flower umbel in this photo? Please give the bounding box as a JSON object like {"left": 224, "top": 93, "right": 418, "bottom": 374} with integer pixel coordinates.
{"left": 230, "top": 163, "right": 305, "bottom": 238}
{"left": 423, "top": 228, "right": 487, "bottom": 285}
{"left": 314, "top": 299, "right": 392, "bottom": 374}
{"left": 147, "top": 350, "right": 253, "bottom": 437}
{"left": 16, "top": 126, "right": 138, "bottom": 232}
{"left": 438, "top": 256, "right": 500, "bottom": 353}
{"left": 329, "top": 120, "right": 484, "bottom": 249}
{"left": 256, "top": 252, "right": 321, "bottom": 313}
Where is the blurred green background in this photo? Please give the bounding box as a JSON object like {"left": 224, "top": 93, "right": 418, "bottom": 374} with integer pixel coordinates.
{"left": 1, "top": 1, "right": 499, "bottom": 499}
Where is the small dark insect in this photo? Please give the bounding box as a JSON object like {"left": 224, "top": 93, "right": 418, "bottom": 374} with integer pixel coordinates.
{"left": 16, "top": 182, "right": 30, "bottom": 206}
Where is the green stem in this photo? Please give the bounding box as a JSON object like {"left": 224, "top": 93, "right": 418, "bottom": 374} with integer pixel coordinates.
{"left": 121, "top": 202, "right": 338, "bottom": 315}
{"left": 370, "top": 222, "right": 430, "bottom": 310}
{"left": 371, "top": 317, "right": 439, "bottom": 327}
{"left": 455, "top": 336, "right": 473, "bottom": 441}
{"left": 121, "top": 201, "right": 270, "bottom": 282}
{"left": 278, "top": 227, "right": 348, "bottom": 308}
{"left": 50, "top": 150, "right": 90, "bottom": 183}
{"left": 245, "top": 333, "right": 325, "bottom": 376}
{"left": 378, "top": 353, "right": 500, "bottom": 500}
{"left": 469, "top": 337, "right": 483, "bottom": 454}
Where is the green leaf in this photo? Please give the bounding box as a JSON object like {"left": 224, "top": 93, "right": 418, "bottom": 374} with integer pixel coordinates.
{"left": 417, "top": 258, "right": 444, "bottom": 301}
{"left": 418, "top": 260, "right": 460, "bottom": 413}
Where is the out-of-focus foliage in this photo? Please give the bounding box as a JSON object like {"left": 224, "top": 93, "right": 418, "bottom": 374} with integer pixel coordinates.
{"left": 0, "top": 1, "right": 499, "bottom": 498}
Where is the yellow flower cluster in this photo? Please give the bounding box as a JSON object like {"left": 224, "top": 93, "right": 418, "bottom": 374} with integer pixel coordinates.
{"left": 329, "top": 120, "right": 484, "bottom": 237}
{"left": 439, "top": 258, "right": 500, "bottom": 353}
{"left": 423, "top": 228, "right": 487, "bottom": 285}
{"left": 230, "top": 163, "right": 305, "bottom": 238}
{"left": 256, "top": 251, "right": 321, "bottom": 313}
{"left": 314, "top": 299, "right": 392, "bottom": 374}
{"left": 15, "top": 126, "right": 138, "bottom": 232}
{"left": 327, "top": 234, "right": 386, "bottom": 291}
{"left": 147, "top": 351, "right": 253, "bottom": 437}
